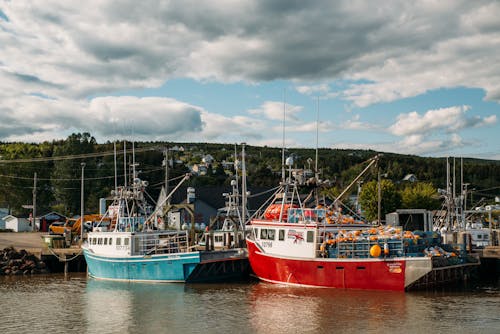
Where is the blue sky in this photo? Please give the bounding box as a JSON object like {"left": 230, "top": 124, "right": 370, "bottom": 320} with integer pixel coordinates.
{"left": 0, "top": 1, "right": 499, "bottom": 159}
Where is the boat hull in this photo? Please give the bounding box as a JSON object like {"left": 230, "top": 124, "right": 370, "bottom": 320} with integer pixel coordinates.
{"left": 83, "top": 249, "right": 201, "bottom": 282}
{"left": 246, "top": 239, "right": 432, "bottom": 291}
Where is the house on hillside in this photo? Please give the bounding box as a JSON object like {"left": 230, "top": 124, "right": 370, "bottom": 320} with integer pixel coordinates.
{"left": 2, "top": 215, "right": 31, "bottom": 232}
{"left": 191, "top": 164, "right": 208, "bottom": 176}
{"left": 402, "top": 174, "right": 418, "bottom": 183}
{"left": 202, "top": 154, "right": 214, "bottom": 165}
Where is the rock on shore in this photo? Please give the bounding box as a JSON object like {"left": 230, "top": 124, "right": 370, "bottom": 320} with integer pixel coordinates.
{"left": 0, "top": 247, "right": 49, "bottom": 275}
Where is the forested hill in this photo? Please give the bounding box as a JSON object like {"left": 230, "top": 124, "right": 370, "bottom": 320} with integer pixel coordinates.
{"left": 1, "top": 133, "right": 499, "bottom": 217}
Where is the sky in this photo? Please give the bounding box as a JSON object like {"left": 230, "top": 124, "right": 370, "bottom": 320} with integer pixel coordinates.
{"left": 0, "top": 1, "right": 499, "bottom": 159}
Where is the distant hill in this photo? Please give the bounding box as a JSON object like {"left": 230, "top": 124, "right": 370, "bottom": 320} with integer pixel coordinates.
{"left": 1, "top": 133, "right": 499, "bottom": 216}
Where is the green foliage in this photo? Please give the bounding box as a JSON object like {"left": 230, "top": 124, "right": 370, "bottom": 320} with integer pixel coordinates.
{"left": 0, "top": 134, "right": 499, "bottom": 218}
{"left": 359, "top": 180, "right": 402, "bottom": 222}
{"left": 400, "top": 182, "right": 441, "bottom": 210}
{"left": 51, "top": 133, "right": 97, "bottom": 216}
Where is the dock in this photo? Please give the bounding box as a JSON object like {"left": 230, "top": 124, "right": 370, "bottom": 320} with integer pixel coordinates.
{"left": 0, "top": 232, "right": 86, "bottom": 274}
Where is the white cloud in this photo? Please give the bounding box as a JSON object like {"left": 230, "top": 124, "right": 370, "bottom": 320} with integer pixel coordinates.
{"left": 388, "top": 106, "right": 497, "bottom": 136}
{"left": 248, "top": 101, "right": 302, "bottom": 121}
{"left": 0, "top": 1, "right": 499, "bottom": 157}
{"left": 2, "top": 1, "right": 500, "bottom": 106}
{"left": 341, "top": 114, "right": 379, "bottom": 131}
{"left": 295, "top": 84, "right": 330, "bottom": 96}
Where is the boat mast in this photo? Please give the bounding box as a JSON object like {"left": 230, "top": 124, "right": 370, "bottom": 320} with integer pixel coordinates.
{"left": 281, "top": 88, "right": 286, "bottom": 183}
{"left": 315, "top": 96, "right": 319, "bottom": 182}
{"left": 164, "top": 147, "right": 170, "bottom": 205}
{"left": 123, "top": 141, "right": 127, "bottom": 188}
{"left": 241, "top": 142, "right": 247, "bottom": 231}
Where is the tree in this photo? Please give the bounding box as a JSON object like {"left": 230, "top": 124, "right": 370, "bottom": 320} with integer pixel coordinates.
{"left": 400, "top": 182, "right": 441, "bottom": 210}
{"left": 51, "top": 133, "right": 96, "bottom": 216}
{"left": 359, "top": 180, "right": 401, "bottom": 222}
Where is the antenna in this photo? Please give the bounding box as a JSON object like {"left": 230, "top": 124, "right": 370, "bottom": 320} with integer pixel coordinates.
{"left": 315, "top": 96, "right": 319, "bottom": 180}
{"left": 123, "top": 141, "right": 127, "bottom": 187}
{"left": 132, "top": 139, "right": 136, "bottom": 181}
{"left": 282, "top": 88, "right": 286, "bottom": 182}
{"left": 114, "top": 141, "right": 117, "bottom": 192}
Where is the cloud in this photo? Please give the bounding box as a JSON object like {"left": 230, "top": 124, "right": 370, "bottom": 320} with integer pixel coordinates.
{"left": 0, "top": 1, "right": 500, "bottom": 154}
{"left": 1, "top": 1, "right": 499, "bottom": 105}
{"left": 295, "top": 84, "right": 330, "bottom": 96}
{"left": 389, "top": 105, "right": 496, "bottom": 136}
{"left": 341, "top": 114, "right": 379, "bottom": 131}
{"left": 248, "top": 101, "right": 303, "bottom": 121}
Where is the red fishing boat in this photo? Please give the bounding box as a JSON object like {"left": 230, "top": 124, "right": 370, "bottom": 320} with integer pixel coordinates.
{"left": 246, "top": 158, "right": 477, "bottom": 291}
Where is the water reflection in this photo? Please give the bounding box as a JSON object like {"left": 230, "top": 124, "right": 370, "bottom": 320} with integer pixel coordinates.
{"left": 247, "top": 283, "right": 407, "bottom": 333}
{"left": 85, "top": 280, "right": 193, "bottom": 334}
{"left": 1, "top": 275, "right": 498, "bottom": 334}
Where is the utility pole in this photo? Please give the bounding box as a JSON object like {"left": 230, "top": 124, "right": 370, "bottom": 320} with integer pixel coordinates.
{"left": 81, "top": 163, "right": 86, "bottom": 242}
{"left": 241, "top": 143, "right": 247, "bottom": 235}
{"left": 377, "top": 168, "right": 381, "bottom": 225}
{"left": 32, "top": 173, "right": 37, "bottom": 232}
{"left": 164, "top": 148, "right": 170, "bottom": 204}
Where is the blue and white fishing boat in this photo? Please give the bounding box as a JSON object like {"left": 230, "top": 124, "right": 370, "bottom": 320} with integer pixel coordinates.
{"left": 83, "top": 171, "right": 248, "bottom": 283}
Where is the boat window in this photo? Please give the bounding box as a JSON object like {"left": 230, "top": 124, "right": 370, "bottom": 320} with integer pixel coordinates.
{"left": 98, "top": 238, "right": 102, "bottom": 245}
{"left": 306, "top": 231, "right": 314, "bottom": 243}
{"left": 254, "top": 228, "right": 259, "bottom": 239}
{"left": 116, "top": 238, "right": 121, "bottom": 246}
{"left": 109, "top": 238, "right": 113, "bottom": 245}
{"left": 279, "top": 229, "right": 285, "bottom": 241}
{"left": 92, "top": 238, "right": 96, "bottom": 245}
{"left": 260, "top": 229, "right": 268, "bottom": 239}
{"left": 124, "top": 238, "right": 129, "bottom": 246}
{"left": 267, "top": 229, "right": 275, "bottom": 240}
{"left": 104, "top": 238, "right": 108, "bottom": 245}
{"left": 477, "top": 235, "right": 482, "bottom": 239}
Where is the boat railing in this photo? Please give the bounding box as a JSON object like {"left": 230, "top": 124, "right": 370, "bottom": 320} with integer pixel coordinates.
{"left": 134, "top": 231, "right": 190, "bottom": 255}
{"left": 288, "top": 208, "right": 326, "bottom": 224}
{"left": 319, "top": 236, "right": 405, "bottom": 259}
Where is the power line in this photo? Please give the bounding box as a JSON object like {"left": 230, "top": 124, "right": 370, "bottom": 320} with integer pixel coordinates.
{"left": 0, "top": 146, "right": 159, "bottom": 164}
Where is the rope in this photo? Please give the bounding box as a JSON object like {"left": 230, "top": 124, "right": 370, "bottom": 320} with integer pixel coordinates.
{"left": 247, "top": 186, "right": 281, "bottom": 198}
{"left": 46, "top": 247, "right": 84, "bottom": 262}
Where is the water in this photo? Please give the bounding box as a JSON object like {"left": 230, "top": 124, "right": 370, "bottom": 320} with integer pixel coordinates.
{"left": 1, "top": 274, "right": 499, "bottom": 334}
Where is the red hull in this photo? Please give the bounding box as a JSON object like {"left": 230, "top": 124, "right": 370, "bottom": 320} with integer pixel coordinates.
{"left": 247, "top": 239, "right": 407, "bottom": 291}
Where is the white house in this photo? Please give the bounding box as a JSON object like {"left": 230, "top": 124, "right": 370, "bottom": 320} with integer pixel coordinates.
{"left": 2, "top": 215, "right": 31, "bottom": 232}
{"left": 403, "top": 174, "right": 418, "bottom": 183}
{"left": 202, "top": 154, "right": 214, "bottom": 165}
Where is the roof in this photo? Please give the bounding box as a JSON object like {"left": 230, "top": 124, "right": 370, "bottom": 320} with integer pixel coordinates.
{"left": 402, "top": 174, "right": 418, "bottom": 182}
{"left": 168, "top": 185, "right": 274, "bottom": 211}
{"left": 37, "top": 211, "right": 67, "bottom": 220}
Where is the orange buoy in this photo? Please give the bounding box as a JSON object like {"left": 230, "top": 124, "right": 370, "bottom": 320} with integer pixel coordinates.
{"left": 370, "top": 244, "right": 381, "bottom": 257}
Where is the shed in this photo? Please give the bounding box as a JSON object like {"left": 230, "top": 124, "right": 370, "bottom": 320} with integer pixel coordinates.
{"left": 2, "top": 215, "right": 31, "bottom": 232}
{"left": 36, "top": 211, "right": 67, "bottom": 232}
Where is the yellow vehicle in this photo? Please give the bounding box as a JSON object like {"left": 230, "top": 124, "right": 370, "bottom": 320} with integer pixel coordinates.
{"left": 49, "top": 214, "right": 112, "bottom": 235}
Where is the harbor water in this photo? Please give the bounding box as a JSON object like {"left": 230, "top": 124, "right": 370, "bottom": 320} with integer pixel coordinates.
{"left": 1, "top": 274, "right": 499, "bottom": 334}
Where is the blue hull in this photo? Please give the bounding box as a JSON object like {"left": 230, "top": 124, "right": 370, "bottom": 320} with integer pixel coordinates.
{"left": 83, "top": 250, "right": 201, "bottom": 282}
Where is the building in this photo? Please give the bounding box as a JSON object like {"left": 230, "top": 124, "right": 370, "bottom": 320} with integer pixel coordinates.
{"left": 2, "top": 215, "right": 31, "bottom": 232}
{"left": 36, "top": 212, "right": 67, "bottom": 232}
{"left": 402, "top": 174, "right": 418, "bottom": 183}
